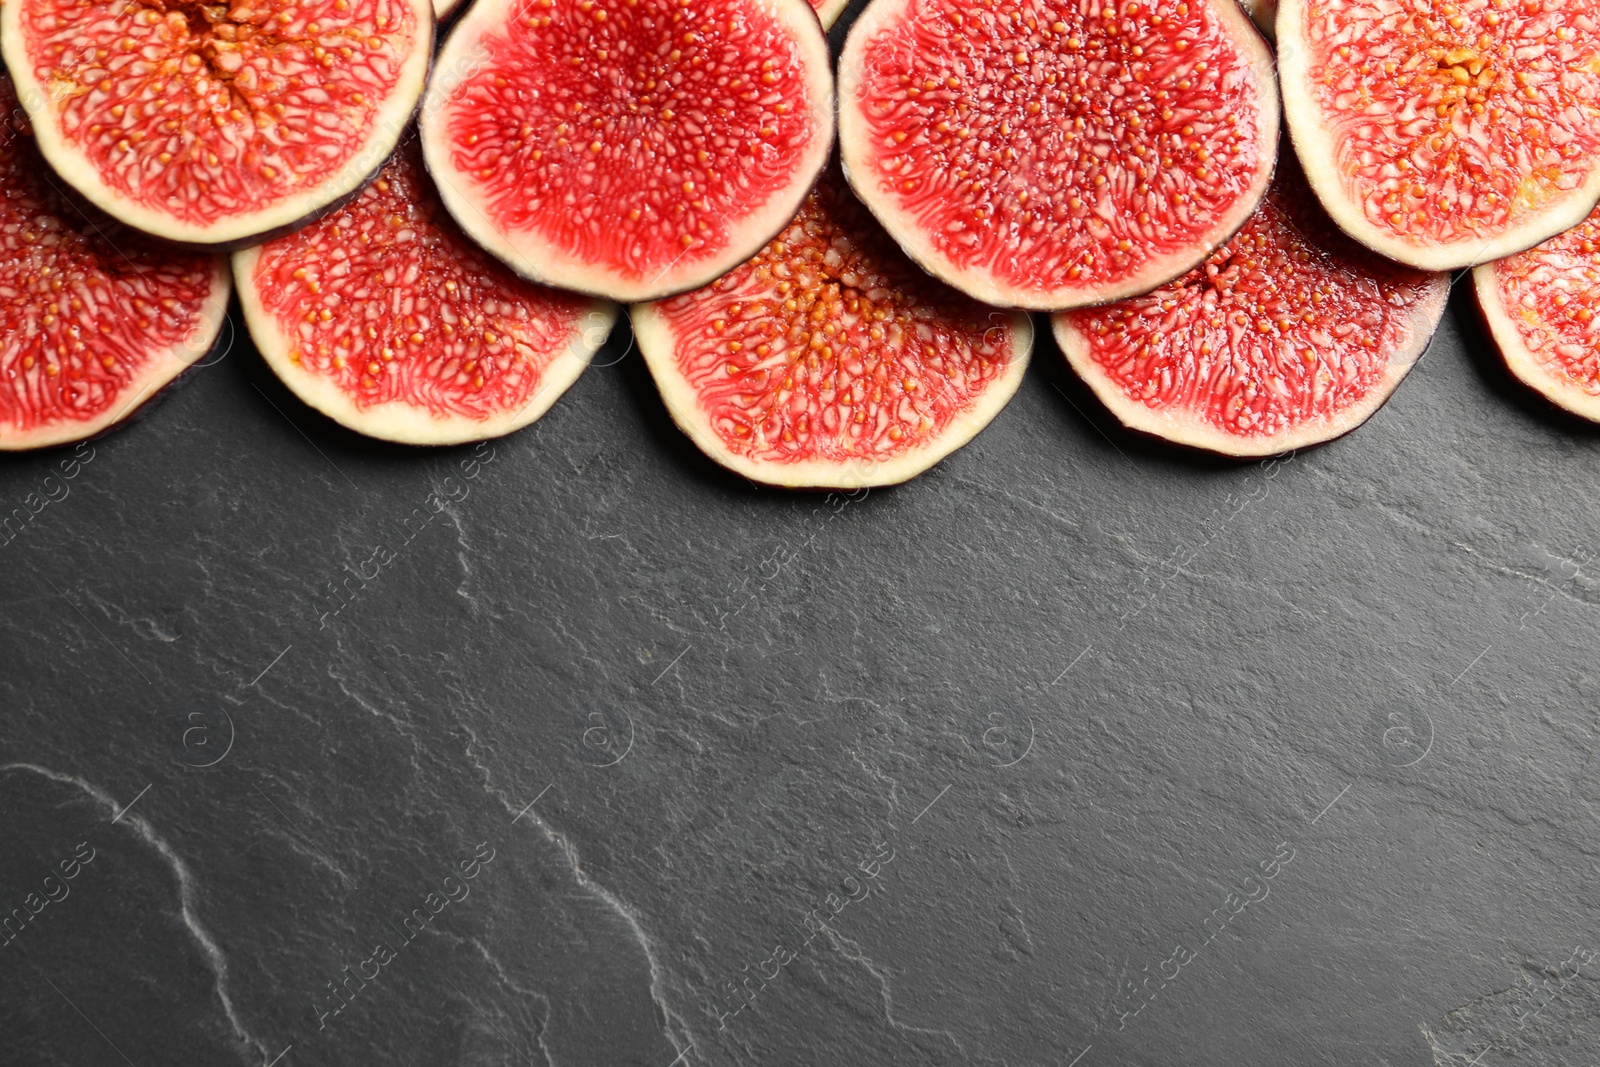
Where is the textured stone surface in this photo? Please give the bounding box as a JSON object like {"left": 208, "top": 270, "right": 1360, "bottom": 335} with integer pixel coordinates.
{"left": 3, "top": 120, "right": 1600, "bottom": 1067}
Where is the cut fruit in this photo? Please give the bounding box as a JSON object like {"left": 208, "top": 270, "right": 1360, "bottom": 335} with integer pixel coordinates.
{"left": 1279, "top": 0, "right": 1600, "bottom": 271}
{"left": 419, "top": 0, "right": 834, "bottom": 303}
{"left": 813, "top": 0, "right": 850, "bottom": 29}
{"left": 235, "top": 140, "right": 616, "bottom": 446}
{"left": 837, "top": 0, "right": 1278, "bottom": 311}
{"left": 1052, "top": 161, "right": 1449, "bottom": 457}
{"left": 1, "top": 0, "right": 433, "bottom": 246}
{"left": 631, "top": 169, "right": 1032, "bottom": 488}
{"left": 0, "top": 75, "right": 230, "bottom": 452}
{"left": 1473, "top": 205, "right": 1600, "bottom": 422}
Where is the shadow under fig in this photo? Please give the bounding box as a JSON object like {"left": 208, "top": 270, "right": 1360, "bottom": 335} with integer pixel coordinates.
{"left": 603, "top": 314, "right": 767, "bottom": 500}
{"left": 1029, "top": 313, "right": 1275, "bottom": 475}
{"left": 607, "top": 314, "right": 912, "bottom": 504}
{"left": 219, "top": 305, "right": 499, "bottom": 473}
{"left": 1448, "top": 275, "right": 1600, "bottom": 441}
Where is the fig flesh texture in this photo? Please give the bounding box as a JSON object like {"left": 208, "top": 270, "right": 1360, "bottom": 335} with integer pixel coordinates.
{"left": 1278, "top": 0, "right": 1600, "bottom": 270}
{"left": 1, "top": 0, "right": 434, "bottom": 246}
{"left": 0, "top": 75, "right": 230, "bottom": 451}
{"left": 235, "top": 141, "right": 616, "bottom": 445}
{"left": 420, "top": 0, "right": 834, "bottom": 303}
{"left": 1473, "top": 204, "right": 1600, "bottom": 422}
{"left": 837, "top": 0, "right": 1279, "bottom": 310}
{"left": 632, "top": 169, "right": 1032, "bottom": 489}
{"left": 1052, "top": 162, "right": 1450, "bottom": 457}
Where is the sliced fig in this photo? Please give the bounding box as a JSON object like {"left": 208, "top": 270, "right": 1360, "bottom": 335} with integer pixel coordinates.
{"left": 0, "top": 0, "right": 434, "bottom": 246}
{"left": 1051, "top": 161, "right": 1449, "bottom": 457}
{"left": 837, "top": 0, "right": 1279, "bottom": 311}
{"left": 234, "top": 140, "right": 617, "bottom": 446}
{"left": 0, "top": 75, "right": 230, "bottom": 452}
{"left": 813, "top": 0, "right": 850, "bottom": 29}
{"left": 1278, "top": 0, "right": 1600, "bottom": 271}
{"left": 631, "top": 169, "right": 1032, "bottom": 488}
{"left": 419, "top": 0, "right": 834, "bottom": 303}
{"left": 1473, "top": 205, "right": 1600, "bottom": 422}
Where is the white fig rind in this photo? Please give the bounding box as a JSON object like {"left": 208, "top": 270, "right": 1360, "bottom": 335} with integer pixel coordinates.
{"left": 815, "top": 0, "right": 850, "bottom": 29}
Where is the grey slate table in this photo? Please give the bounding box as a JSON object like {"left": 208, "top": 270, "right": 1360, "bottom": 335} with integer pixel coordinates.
{"left": 4, "top": 278, "right": 1596, "bottom": 1067}
{"left": 3, "top": 14, "right": 1599, "bottom": 1062}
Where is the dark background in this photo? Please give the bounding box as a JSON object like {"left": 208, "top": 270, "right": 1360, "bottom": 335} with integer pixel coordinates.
{"left": 4, "top": 8, "right": 1600, "bottom": 1066}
